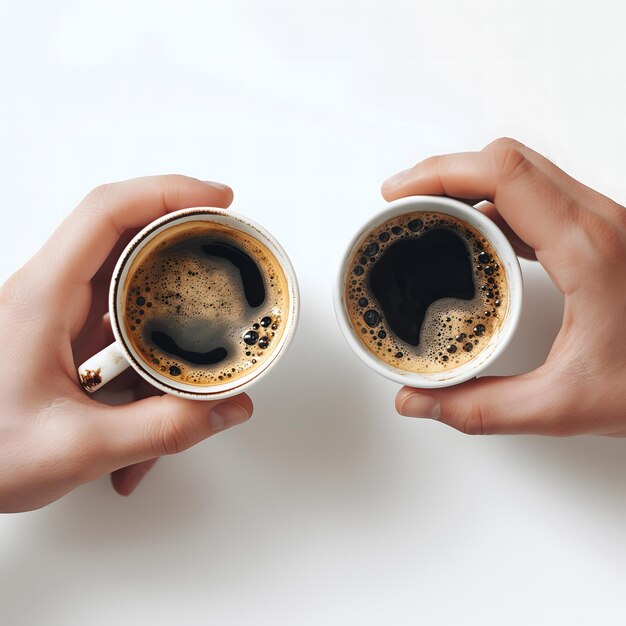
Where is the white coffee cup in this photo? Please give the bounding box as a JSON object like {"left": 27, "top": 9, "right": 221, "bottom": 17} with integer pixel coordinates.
{"left": 333, "top": 196, "right": 523, "bottom": 388}
{"left": 77, "top": 208, "right": 299, "bottom": 400}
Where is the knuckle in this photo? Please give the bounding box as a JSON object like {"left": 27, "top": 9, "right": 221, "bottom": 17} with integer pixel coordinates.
{"left": 80, "top": 182, "right": 124, "bottom": 235}
{"left": 581, "top": 210, "right": 626, "bottom": 258}
{"left": 150, "top": 415, "right": 196, "bottom": 456}
{"left": 422, "top": 154, "right": 448, "bottom": 179}
{"left": 81, "top": 182, "right": 114, "bottom": 209}
{"left": 604, "top": 200, "right": 626, "bottom": 230}
{"left": 485, "top": 136, "right": 524, "bottom": 154}
{"left": 487, "top": 138, "right": 533, "bottom": 182}
{"left": 460, "top": 412, "right": 485, "bottom": 436}
{"left": 159, "top": 174, "right": 184, "bottom": 209}
{"left": 408, "top": 155, "right": 441, "bottom": 179}
{"left": 162, "top": 173, "right": 184, "bottom": 189}
{"left": 420, "top": 154, "right": 452, "bottom": 194}
{"left": 420, "top": 154, "right": 441, "bottom": 169}
{"left": 447, "top": 404, "right": 486, "bottom": 435}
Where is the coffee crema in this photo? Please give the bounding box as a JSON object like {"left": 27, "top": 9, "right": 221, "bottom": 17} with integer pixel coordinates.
{"left": 122, "top": 220, "right": 290, "bottom": 386}
{"left": 344, "top": 211, "right": 508, "bottom": 373}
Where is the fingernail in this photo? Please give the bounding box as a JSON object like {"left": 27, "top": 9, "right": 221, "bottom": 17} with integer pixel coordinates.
{"left": 126, "top": 467, "right": 149, "bottom": 495}
{"left": 398, "top": 393, "right": 440, "bottom": 419}
{"left": 201, "top": 180, "right": 232, "bottom": 191}
{"left": 209, "top": 401, "right": 250, "bottom": 432}
{"left": 382, "top": 168, "right": 413, "bottom": 191}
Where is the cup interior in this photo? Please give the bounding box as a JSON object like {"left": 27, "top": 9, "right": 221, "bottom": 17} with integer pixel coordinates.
{"left": 333, "top": 196, "right": 523, "bottom": 388}
{"left": 109, "top": 208, "right": 299, "bottom": 399}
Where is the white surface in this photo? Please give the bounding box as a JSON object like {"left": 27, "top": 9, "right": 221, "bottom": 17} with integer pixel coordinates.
{"left": 1, "top": 1, "right": 625, "bottom": 624}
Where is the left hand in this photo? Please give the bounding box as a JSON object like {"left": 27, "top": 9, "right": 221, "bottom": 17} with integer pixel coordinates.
{"left": 0, "top": 175, "right": 253, "bottom": 512}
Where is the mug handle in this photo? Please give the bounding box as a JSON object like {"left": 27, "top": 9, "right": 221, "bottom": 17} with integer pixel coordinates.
{"left": 77, "top": 342, "right": 131, "bottom": 393}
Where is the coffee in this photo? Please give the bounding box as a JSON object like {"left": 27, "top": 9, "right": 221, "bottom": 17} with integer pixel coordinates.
{"left": 344, "top": 211, "right": 507, "bottom": 373}
{"left": 122, "top": 220, "right": 290, "bottom": 386}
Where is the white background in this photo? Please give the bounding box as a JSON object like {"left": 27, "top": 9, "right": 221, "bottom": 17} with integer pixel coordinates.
{"left": 1, "top": 1, "right": 626, "bottom": 624}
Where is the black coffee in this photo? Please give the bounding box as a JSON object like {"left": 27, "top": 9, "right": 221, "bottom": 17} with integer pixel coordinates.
{"left": 123, "top": 220, "right": 290, "bottom": 386}
{"left": 344, "top": 211, "right": 507, "bottom": 373}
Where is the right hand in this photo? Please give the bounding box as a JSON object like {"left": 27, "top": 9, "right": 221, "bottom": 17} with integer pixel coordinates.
{"left": 382, "top": 138, "right": 626, "bottom": 436}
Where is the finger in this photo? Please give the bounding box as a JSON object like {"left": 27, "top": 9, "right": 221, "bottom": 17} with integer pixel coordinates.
{"left": 476, "top": 201, "right": 537, "bottom": 261}
{"left": 31, "top": 176, "right": 233, "bottom": 293}
{"left": 95, "top": 393, "right": 253, "bottom": 470}
{"left": 381, "top": 138, "right": 579, "bottom": 254}
{"left": 511, "top": 144, "right": 626, "bottom": 223}
{"left": 129, "top": 373, "right": 163, "bottom": 400}
{"left": 109, "top": 368, "right": 163, "bottom": 494}
{"left": 395, "top": 371, "right": 575, "bottom": 435}
{"left": 72, "top": 312, "right": 114, "bottom": 367}
{"left": 111, "top": 458, "right": 158, "bottom": 496}
{"left": 62, "top": 230, "right": 143, "bottom": 345}
{"left": 91, "top": 227, "right": 142, "bottom": 286}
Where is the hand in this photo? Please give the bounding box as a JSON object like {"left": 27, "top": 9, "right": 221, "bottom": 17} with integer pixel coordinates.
{"left": 0, "top": 175, "right": 253, "bottom": 512}
{"left": 382, "top": 138, "right": 626, "bottom": 436}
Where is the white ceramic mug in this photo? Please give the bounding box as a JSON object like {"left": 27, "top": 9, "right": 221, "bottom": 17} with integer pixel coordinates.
{"left": 78, "top": 208, "right": 299, "bottom": 400}
{"left": 333, "top": 196, "right": 523, "bottom": 388}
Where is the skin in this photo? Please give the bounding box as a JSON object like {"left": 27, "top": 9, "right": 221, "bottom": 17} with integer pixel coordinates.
{"left": 383, "top": 138, "right": 626, "bottom": 436}
{"left": 0, "top": 175, "right": 253, "bottom": 513}
{"left": 2, "top": 140, "right": 624, "bottom": 512}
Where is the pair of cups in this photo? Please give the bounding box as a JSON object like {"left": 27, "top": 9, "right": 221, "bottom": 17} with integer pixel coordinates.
{"left": 78, "top": 196, "right": 523, "bottom": 399}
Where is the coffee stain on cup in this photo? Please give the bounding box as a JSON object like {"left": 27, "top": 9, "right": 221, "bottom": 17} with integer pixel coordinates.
{"left": 79, "top": 368, "right": 102, "bottom": 390}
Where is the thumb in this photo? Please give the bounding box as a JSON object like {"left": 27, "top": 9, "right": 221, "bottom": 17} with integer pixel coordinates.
{"left": 97, "top": 393, "right": 253, "bottom": 470}
{"left": 395, "top": 371, "right": 570, "bottom": 435}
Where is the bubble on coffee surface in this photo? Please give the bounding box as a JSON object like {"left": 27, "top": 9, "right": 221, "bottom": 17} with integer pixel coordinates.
{"left": 123, "top": 220, "right": 289, "bottom": 386}
{"left": 344, "top": 211, "right": 508, "bottom": 373}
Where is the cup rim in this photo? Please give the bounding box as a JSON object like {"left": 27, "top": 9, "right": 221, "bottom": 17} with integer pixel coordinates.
{"left": 333, "top": 195, "right": 523, "bottom": 388}
{"left": 109, "top": 207, "right": 300, "bottom": 400}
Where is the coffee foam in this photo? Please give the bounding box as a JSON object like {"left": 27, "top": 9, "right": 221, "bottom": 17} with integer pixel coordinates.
{"left": 122, "top": 220, "right": 290, "bottom": 386}
{"left": 344, "top": 211, "right": 508, "bottom": 373}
